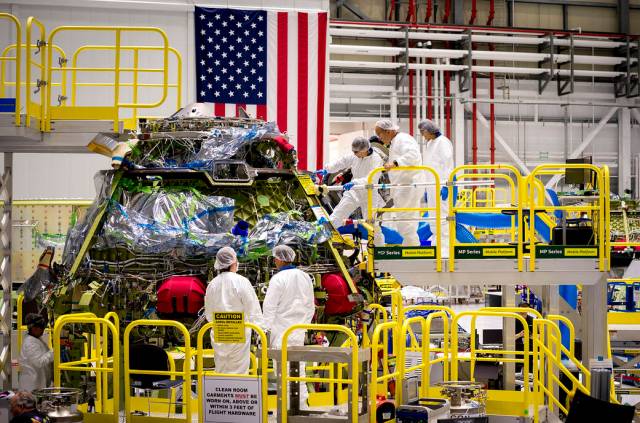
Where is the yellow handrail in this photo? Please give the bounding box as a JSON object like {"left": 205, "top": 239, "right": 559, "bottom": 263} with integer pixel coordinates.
{"left": 527, "top": 164, "right": 608, "bottom": 271}
{"left": 70, "top": 44, "right": 182, "bottom": 125}
{"left": 281, "top": 324, "right": 359, "bottom": 423}
{"left": 370, "top": 321, "right": 400, "bottom": 423}
{"left": 401, "top": 311, "right": 450, "bottom": 397}
{"left": 26, "top": 16, "right": 45, "bottom": 130}
{"left": 53, "top": 315, "right": 119, "bottom": 423}
{"left": 451, "top": 311, "right": 532, "bottom": 409}
{"left": 366, "top": 165, "right": 443, "bottom": 271}
{"left": 45, "top": 26, "right": 170, "bottom": 132}
{"left": 0, "top": 13, "right": 21, "bottom": 125}
{"left": 196, "top": 321, "right": 268, "bottom": 423}
{"left": 448, "top": 164, "right": 523, "bottom": 271}
{"left": 123, "top": 319, "right": 191, "bottom": 423}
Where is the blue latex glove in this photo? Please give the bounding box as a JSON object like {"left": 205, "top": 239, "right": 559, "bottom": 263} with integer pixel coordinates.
{"left": 315, "top": 169, "right": 328, "bottom": 183}
{"left": 440, "top": 186, "right": 449, "bottom": 201}
{"left": 343, "top": 182, "right": 354, "bottom": 191}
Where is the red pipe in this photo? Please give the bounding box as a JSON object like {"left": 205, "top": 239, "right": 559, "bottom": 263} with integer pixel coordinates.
{"left": 407, "top": 0, "right": 417, "bottom": 24}
{"left": 489, "top": 55, "right": 495, "bottom": 165}
{"left": 409, "top": 69, "right": 414, "bottom": 135}
{"left": 445, "top": 71, "right": 451, "bottom": 137}
{"left": 486, "top": 0, "right": 495, "bottom": 26}
{"left": 388, "top": 0, "right": 397, "bottom": 21}
{"left": 442, "top": 0, "right": 451, "bottom": 24}
{"left": 425, "top": 0, "right": 433, "bottom": 23}
{"left": 472, "top": 71, "right": 477, "bottom": 164}
{"left": 487, "top": 0, "right": 495, "bottom": 166}
{"left": 469, "top": 0, "right": 477, "bottom": 25}
{"left": 331, "top": 20, "right": 628, "bottom": 39}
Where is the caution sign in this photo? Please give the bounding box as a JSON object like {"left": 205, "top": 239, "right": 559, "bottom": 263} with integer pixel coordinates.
{"left": 374, "top": 246, "right": 437, "bottom": 260}
{"left": 213, "top": 312, "right": 245, "bottom": 344}
{"left": 454, "top": 246, "right": 517, "bottom": 259}
{"left": 203, "top": 376, "right": 262, "bottom": 423}
{"left": 375, "top": 278, "right": 400, "bottom": 292}
{"left": 297, "top": 174, "right": 317, "bottom": 195}
{"left": 535, "top": 245, "right": 598, "bottom": 258}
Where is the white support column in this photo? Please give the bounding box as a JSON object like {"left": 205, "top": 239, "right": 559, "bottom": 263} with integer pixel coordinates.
{"left": 502, "top": 285, "right": 516, "bottom": 390}
{"left": 390, "top": 90, "right": 398, "bottom": 126}
{"left": 546, "top": 107, "right": 618, "bottom": 188}
{"left": 619, "top": 108, "right": 632, "bottom": 195}
{"left": 582, "top": 274, "right": 609, "bottom": 363}
{"left": 464, "top": 103, "right": 530, "bottom": 175}
{"left": 452, "top": 85, "right": 466, "bottom": 167}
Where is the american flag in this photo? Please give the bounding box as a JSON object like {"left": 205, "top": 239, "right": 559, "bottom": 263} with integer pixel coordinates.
{"left": 195, "top": 6, "right": 329, "bottom": 170}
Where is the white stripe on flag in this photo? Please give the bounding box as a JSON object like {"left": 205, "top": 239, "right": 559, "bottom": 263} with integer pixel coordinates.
{"left": 286, "top": 12, "right": 298, "bottom": 151}
{"left": 266, "top": 11, "right": 278, "bottom": 123}
{"left": 306, "top": 12, "right": 318, "bottom": 171}
{"left": 225, "top": 103, "right": 235, "bottom": 117}
{"left": 246, "top": 104, "right": 257, "bottom": 117}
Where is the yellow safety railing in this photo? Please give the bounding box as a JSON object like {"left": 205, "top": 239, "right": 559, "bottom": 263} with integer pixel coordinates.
{"left": 0, "top": 13, "right": 21, "bottom": 126}
{"left": 53, "top": 315, "right": 119, "bottom": 423}
{"left": 451, "top": 311, "right": 532, "bottom": 410}
{"left": 527, "top": 164, "right": 609, "bottom": 271}
{"left": 448, "top": 165, "right": 524, "bottom": 271}
{"left": 281, "top": 324, "right": 359, "bottom": 423}
{"left": 532, "top": 319, "right": 590, "bottom": 421}
{"left": 45, "top": 26, "right": 170, "bottom": 132}
{"left": 401, "top": 311, "right": 450, "bottom": 397}
{"left": 70, "top": 45, "right": 182, "bottom": 129}
{"left": 366, "top": 165, "right": 443, "bottom": 271}
{"left": 1, "top": 43, "right": 66, "bottom": 108}
{"left": 26, "top": 16, "right": 47, "bottom": 130}
{"left": 196, "top": 321, "right": 268, "bottom": 423}
{"left": 362, "top": 303, "right": 389, "bottom": 348}
{"left": 369, "top": 321, "right": 400, "bottom": 423}
{"left": 124, "top": 319, "right": 191, "bottom": 423}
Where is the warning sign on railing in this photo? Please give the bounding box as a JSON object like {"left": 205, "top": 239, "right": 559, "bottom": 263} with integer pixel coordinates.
{"left": 203, "top": 376, "right": 262, "bottom": 423}
{"left": 212, "top": 312, "right": 245, "bottom": 343}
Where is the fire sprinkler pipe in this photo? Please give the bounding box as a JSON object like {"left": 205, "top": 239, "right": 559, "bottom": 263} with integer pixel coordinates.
{"left": 425, "top": 0, "right": 433, "bottom": 23}
{"left": 443, "top": 0, "right": 451, "bottom": 24}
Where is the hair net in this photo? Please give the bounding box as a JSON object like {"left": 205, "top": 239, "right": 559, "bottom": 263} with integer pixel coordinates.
{"left": 25, "top": 313, "right": 46, "bottom": 329}
{"left": 273, "top": 245, "right": 296, "bottom": 262}
{"left": 351, "top": 136, "right": 370, "bottom": 152}
{"left": 11, "top": 391, "right": 36, "bottom": 409}
{"left": 418, "top": 119, "right": 440, "bottom": 134}
{"left": 214, "top": 246, "right": 237, "bottom": 270}
{"left": 375, "top": 119, "right": 399, "bottom": 131}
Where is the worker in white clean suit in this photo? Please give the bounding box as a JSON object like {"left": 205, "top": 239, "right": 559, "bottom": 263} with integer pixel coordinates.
{"left": 263, "top": 245, "right": 315, "bottom": 408}
{"left": 420, "top": 119, "right": 454, "bottom": 255}
{"left": 18, "top": 313, "right": 53, "bottom": 392}
{"left": 375, "top": 119, "right": 423, "bottom": 245}
{"left": 316, "top": 136, "right": 384, "bottom": 229}
{"left": 205, "top": 247, "right": 263, "bottom": 374}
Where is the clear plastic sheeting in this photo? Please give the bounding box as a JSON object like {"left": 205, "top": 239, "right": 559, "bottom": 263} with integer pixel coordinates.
{"left": 98, "top": 190, "right": 237, "bottom": 256}
{"left": 133, "top": 122, "right": 282, "bottom": 169}
{"left": 246, "top": 212, "right": 331, "bottom": 257}
{"left": 62, "top": 171, "right": 115, "bottom": 268}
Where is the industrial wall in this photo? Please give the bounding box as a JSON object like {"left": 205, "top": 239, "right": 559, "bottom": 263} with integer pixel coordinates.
{"left": 0, "top": 0, "right": 636, "bottom": 199}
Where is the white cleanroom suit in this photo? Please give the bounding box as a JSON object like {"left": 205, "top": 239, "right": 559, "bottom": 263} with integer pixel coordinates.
{"left": 424, "top": 134, "right": 454, "bottom": 255}
{"left": 263, "top": 265, "right": 315, "bottom": 407}
{"left": 323, "top": 151, "right": 385, "bottom": 228}
{"left": 205, "top": 272, "right": 264, "bottom": 374}
{"left": 387, "top": 132, "right": 423, "bottom": 245}
{"left": 19, "top": 334, "right": 53, "bottom": 391}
